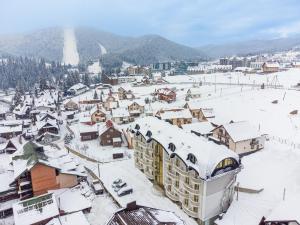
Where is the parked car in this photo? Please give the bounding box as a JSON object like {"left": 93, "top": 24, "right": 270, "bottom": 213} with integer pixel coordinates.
{"left": 114, "top": 181, "right": 127, "bottom": 192}
{"left": 117, "top": 187, "right": 133, "bottom": 197}
{"left": 112, "top": 178, "right": 122, "bottom": 188}
{"left": 91, "top": 179, "right": 104, "bottom": 195}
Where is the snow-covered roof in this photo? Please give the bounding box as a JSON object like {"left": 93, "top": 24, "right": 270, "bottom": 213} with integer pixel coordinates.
{"left": 181, "top": 122, "right": 214, "bottom": 135}
{"left": 160, "top": 109, "right": 192, "bottom": 120}
{"left": 263, "top": 62, "right": 280, "bottom": 68}
{"left": 49, "top": 188, "right": 91, "bottom": 214}
{"left": 106, "top": 203, "right": 186, "bottom": 225}
{"left": 265, "top": 196, "right": 300, "bottom": 223}
{"left": 112, "top": 107, "right": 130, "bottom": 118}
{"left": 220, "top": 121, "right": 262, "bottom": 142}
{"left": 46, "top": 212, "right": 90, "bottom": 225}
{"left": 0, "top": 125, "right": 22, "bottom": 134}
{"left": 68, "top": 83, "right": 87, "bottom": 91}
{"left": 130, "top": 117, "right": 240, "bottom": 179}
{"left": 13, "top": 193, "right": 59, "bottom": 225}
{"left": 79, "top": 124, "right": 98, "bottom": 134}
{"left": 12, "top": 142, "right": 86, "bottom": 180}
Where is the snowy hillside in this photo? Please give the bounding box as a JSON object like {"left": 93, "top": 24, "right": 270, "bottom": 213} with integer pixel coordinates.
{"left": 63, "top": 28, "right": 79, "bottom": 66}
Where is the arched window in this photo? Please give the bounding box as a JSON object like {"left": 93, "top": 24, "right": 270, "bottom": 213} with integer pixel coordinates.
{"left": 146, "top": 130, "right": 152, "bottom": 138}
{"left": 135, "top": 124, "right": 140, "bottom": 130}
{"left": 168, "top": 143, "right": 176, "bottom": 152}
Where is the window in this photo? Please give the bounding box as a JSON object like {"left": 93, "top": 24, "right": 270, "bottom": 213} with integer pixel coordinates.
{"left": 194, "top": 184, "right": 199, "bottom": 190}
{"left": 194, "top": 195, "right": 199, "bottom": 202}
{"left": 184, "top": 199, "right": 189, "bottom": 206}
{"left": 168, "top": 165, "right": 172, "bottom": 171}
{"left": 107, "top": 134, "right": 110, "bottom": 138}
{"left": 193, "top": 207, "right": 198, "bottom": 213}
{"left": 167, "top": 185, "right": 171, "bottom": 191}
{"left": 175, "top": 181, "right": 179, "bottom": 187}
{"left": 176, "top": 158, "right": 180, "bottom": 166}
{"left": 107, "top": 140, "right": 111, "bottom": 143}
{"left": 185, "top": 177, "right": 189, "bottom": 184}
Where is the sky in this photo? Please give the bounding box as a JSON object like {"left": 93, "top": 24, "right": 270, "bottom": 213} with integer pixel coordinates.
{"left": 1, "top": 0, "right": 300, "bottom": 46}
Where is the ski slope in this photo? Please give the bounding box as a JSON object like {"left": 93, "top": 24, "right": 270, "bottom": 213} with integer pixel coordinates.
{"left": 63, "top": 28, "right": 79, "bottom": 66}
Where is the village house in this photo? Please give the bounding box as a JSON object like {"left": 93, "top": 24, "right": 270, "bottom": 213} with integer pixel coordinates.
{"left": 0, "top": 125, "right": 23, "bottom": 139}
{"left": 127, "top": 101, "right": 145, "bottom": 117}
{"left": 262, "top": 62, "right": 280, "bottom": 73}
{"left": 10, "top": 142, "right": 86, "bottom": 198}
{"left": 13, "top": 193, "right": 59, "bottom": 225}
{"left": 117, "top": 87, "right": 135, "bottom": 100}
{"left": 210, "top": 121, "right": 265, "bottom": 155}
{"left": 103, "top": 95, "right": 119, "bottom": 111}
{"left": 106, "top": 201, "right": 186, "bottom": 225}
{"left": 129, "top": 117, "right": 241, "bottom": 225}
{"left": 35, "top": 120, "right": 59, "bottom": 136}
{"left": 181, "top": 121, "right": 214, "bottom": 138}
{"left": 46, "top": 212, "right": 90, "bottom": 225}
{"left": 184, "top": 102, "right": 215, "bottom": 121}
{"left": 156, "top": 108, "right": 192, "bottom": 127}
{"left": 292, "top": 61, "right": 300, "bottom": 68}
{"left": 99, "top": 120, "right": 122, "bottom": 147}
{"left": 79, "top": 124, "right": 99, "bottom": 141}
{"left": 90, "top": 105, "right": 106, "bottom": 123}
{"left": 186, "top": 88, "right": 201, "bottom": 99}
{"left": 0, "top": 137, "right": 22, "bottom": 154}
{"left": 64, "top": 99, "right": 79, "bottom": 111}
{"left": 155, "top": 88, "right": 176, "bottom": 103}
{"left": 111, "top": 108, "right": 132, "bottom": 125}
{"left": 198, "top": 108, "right": 215, "bottom": 121}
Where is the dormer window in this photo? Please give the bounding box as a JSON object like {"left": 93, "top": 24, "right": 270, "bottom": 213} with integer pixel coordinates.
{"left": 187, "top": 153, "right": 197, "bottom": 164}
{"left": 146, "top": 130, "right": 152, "bottom": 138}
{"left": 135, "top": 124, "right": 140, "bottom": 130}
{"left": 168, "top": 143, "right": 176, "bottom": 152}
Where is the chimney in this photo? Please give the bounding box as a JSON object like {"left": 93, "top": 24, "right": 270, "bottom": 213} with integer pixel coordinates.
{"left": 126, "top": 201, "right": 138, "bottom": 211}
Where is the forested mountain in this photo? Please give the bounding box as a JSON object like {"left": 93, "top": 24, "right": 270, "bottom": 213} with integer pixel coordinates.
{"left": 198, "top": 35, "right": 300, "bottom": 58}
{"left": 0, "top": 27, "right": 205, "bottom": 68}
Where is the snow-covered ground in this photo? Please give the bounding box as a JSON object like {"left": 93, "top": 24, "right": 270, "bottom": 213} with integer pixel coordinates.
{"left": 63, "top": 28, "right": 80, "bottom": 66}
{"left": 165, "top": 68, "right": 300, "bottom": 88}
{"left": 216, "top": 141, "right": 300, "bottom": 225}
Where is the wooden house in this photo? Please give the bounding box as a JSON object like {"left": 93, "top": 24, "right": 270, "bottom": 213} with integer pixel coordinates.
{"left": 156, "top": 108, "right": 192, "bottom": 127}
{"left": 11, "top": 142, "right": 86, "bottom": 199}
{"left": 79, "top": 124, "right": 99, "bottom": 141}
{"left": 155, "top": 88, "right": 176, "bottom": 103}
{"left": 111, "top": 108, "right": 132, "bottom": 125}
{"left": 91, "top": 105, "right": 106, "bottom": 123}
{"left": 64, "top": 99, "right": 79, "bottom": 111}
{"left": 198, "top": 108, "right": 215, "bottom": 121}
{"left": 36, "top": 121, "right": 59, "bottom": 136}
{"left": 0, "top": 125, "right": 23, "bottom": 139}
{"left": 128, "top": 101, "right": 145, "bottom": 117}
{"left": 262, "top": 62, "right": 279, "bottom": 73}
{"left": 118, "top": 87, "right": 135, "bottom": 100}
{"left": 210, "top": 121, "right": 265, "bottom": 155}
{"left": 99, "top": 120, "right": 122, "bottom": 147}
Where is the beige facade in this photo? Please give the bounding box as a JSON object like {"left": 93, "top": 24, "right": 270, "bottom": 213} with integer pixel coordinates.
{"left": 57, "top": 173, "right": 78, "bottom": 188}
{"left": 132, "top": 125, "right": 240, "bottom": 224}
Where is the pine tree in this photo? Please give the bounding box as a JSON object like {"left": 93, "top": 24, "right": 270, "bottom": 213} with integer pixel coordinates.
{"left": 93, "top": 90, "right": 98, "bottom": 100}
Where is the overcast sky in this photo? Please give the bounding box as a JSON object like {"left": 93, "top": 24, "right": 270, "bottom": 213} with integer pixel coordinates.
{"left": 1, "top": 0, "right": 300, "bottom": 46}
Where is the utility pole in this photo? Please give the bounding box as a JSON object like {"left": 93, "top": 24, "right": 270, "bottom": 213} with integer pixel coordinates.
{"left": 98, "top": 163, "right": 100, "bottom": 179}
{"left": 236, "top": 182, "right": 239, "bottom": 201}
{"left": 283, "top": 188, "right": 286, "bottom": 201}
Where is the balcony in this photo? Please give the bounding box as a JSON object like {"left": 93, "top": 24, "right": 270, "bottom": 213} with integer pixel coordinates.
{"left": 167, "top": 170, "right": 177, "bottom": 180}
{"left": 190, "top": 175, "right": 201, "bottom": 184}
{"left": 145, "top": 170, "right": 154, "bottom": 180}
{"left": 183, "top": 182, "right": 200, "bottom": 195}
{"left": 174, "top": 165, "right": 188, "bottom": 176}
{"left": 178, "top": 188, "right": 189, "bottom": 199}
{"left": 182, "top": 204, "right": 198, "bottom": 218}
{"left": 165, "top": 189, "right": 179, "bottom": 202}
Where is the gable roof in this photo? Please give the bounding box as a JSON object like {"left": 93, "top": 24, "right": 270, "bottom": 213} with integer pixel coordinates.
{"left": 219, "top": 121, "right": 261, "bottom": 142}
